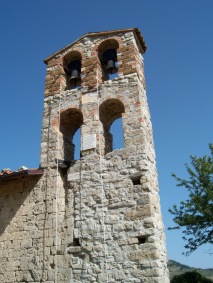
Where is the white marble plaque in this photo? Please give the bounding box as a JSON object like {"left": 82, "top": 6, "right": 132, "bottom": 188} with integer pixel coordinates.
{"left": 81, "top": 134, "right": 96, "bottom": 151}
{"left": 82, "top": 93, "right": 98, "bottom": 104}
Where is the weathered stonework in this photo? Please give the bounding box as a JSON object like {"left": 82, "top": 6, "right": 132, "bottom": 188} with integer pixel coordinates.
{"left": 0, "top": 28, "right": 169, "bottom": 282}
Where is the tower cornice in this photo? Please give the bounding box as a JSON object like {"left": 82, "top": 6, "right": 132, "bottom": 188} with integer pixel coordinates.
{"left": 44, "top": 27, "right": 147, "bottom": 64}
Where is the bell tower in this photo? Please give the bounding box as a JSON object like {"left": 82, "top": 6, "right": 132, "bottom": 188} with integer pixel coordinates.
{"left": 41, "top": 28, "right": 169, "bottom": 283}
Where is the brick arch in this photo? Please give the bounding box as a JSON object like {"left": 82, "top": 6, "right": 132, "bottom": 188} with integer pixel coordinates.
{"left": 100, "top": 94, "right": 128, "bottom": 115}
{"left": 99, "top": 98, "right": 125, "bottom": 129}
{"left": 52, "top": 104, "right": 83, "bottom": 131}
{"left": 63, "top": 50, "right": 82, "bottom": 68}
{"left": 97, "top": 38, "right": 119, "bottom": 54}
{"left": 91, "top": 36, "right": 122, "bottom": 54}
{"left": 61, "top": 44, "right": 84, "bottom": 60}
{"left": 60, "top": 108, "right": 83, "bottom": 139}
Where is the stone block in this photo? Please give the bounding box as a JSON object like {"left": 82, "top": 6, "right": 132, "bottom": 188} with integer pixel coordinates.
{"left": 128, "top": 250, "right": 159, "bottom": 261}
{"left": 118, "top": 237, "right": 139, "bottom": 246}
{"left": 124, "top": 205, "right": 152, "bottom": 220}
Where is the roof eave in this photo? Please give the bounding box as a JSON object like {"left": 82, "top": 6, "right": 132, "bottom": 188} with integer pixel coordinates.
{"left": 0, "top": 169, "right": 43, "bottom": 183}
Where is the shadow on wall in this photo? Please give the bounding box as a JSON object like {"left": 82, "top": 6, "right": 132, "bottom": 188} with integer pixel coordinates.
{"left": 0, "top": 177, "right": 41, "bottom": 235}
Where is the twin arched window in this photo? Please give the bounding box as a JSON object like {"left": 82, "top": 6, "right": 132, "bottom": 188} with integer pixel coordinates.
{"left": 59, "top": 99, "right": 125, "bottom": 161}
{"left": 63, "top": 39, "right": 119, "bottom": 90}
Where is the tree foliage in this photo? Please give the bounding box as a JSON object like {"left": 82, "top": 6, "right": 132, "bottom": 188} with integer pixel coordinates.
{"left": 169, "top": 144, "right": 213, "bottom": 255}
{"left": 171, "top": 270, "right": 213, "bottom": 283}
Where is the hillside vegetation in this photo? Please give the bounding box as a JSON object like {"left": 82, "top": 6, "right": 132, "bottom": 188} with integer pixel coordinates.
{"left": 168, "top": 260, "right": 213, "bottom": 281}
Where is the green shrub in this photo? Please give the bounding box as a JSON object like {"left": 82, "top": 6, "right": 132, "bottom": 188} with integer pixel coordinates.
{"left": 171, "top": 270, "right": 213, "bottom": 283}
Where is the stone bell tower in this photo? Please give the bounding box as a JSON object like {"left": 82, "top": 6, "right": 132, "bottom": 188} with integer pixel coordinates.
{"left": 41, "top": 28, "right": 169, "bottom": 283}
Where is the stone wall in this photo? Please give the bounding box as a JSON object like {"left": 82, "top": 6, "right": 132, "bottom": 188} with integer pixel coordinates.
{"left": 0, "top": 170, "right": 76, "bottom": 283}
{"left": 0, "top": 176, "right": 47, "bottom": 282}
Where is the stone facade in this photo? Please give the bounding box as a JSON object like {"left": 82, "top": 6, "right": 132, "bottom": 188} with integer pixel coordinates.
{"left": 0, "top": 28, "right": 169, "bottom": 282}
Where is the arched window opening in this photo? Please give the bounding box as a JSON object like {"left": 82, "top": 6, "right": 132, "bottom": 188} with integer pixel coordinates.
{"left": 73, "top": 128, "right": 81, "bottom": 160}
{"left": 63, "top": 51, "right": 82, "bottom": 90}
{"left": 60, "top": 108, "right": 83, "bottom": 161}
{"left": 99, "top": 99, "right": 125, "bottom": 155}
{"left": 110, "top": 117, "right": 124, "bottom": 150}
{"left": 98, "top": 39, "right": 119, "bottom": 81}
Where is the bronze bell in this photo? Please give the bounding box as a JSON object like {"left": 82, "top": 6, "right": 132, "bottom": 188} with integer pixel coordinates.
{"left": 103, "top": 49, "right": 118, "bottom": 74}
{"left": 67, "top": 60, "right": 81, "bottom": 87}
{"left": 69, "top": 69, "right": 81, "bottom": 82}
{"left": 106, "top": 59, "right": 118, "bottom": 74}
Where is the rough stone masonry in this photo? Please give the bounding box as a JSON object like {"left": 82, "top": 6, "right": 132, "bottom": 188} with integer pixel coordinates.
{"left": 0, "top": 28, "right": 170, "bottom": 282}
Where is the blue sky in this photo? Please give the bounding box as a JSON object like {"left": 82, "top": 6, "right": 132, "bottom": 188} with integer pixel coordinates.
{"left": 0, "top": 0, "right": 212, "bottom": 269}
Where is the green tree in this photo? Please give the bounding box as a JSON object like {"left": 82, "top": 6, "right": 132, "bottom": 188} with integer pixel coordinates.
{"left": 171, "top": 270, "right": 213, "bottom": 283}
{"left": 169, "top": 144, "right": 213, "bottom": 255}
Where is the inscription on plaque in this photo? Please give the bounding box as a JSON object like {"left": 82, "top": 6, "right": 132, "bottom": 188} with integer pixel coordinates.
{"left": 81, "top": 134, "right": 96, "bottom": 151}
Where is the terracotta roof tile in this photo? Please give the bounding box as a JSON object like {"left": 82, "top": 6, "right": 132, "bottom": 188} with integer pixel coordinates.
{"left": 0, "top": 168, "right": 43, "bottom": 183}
